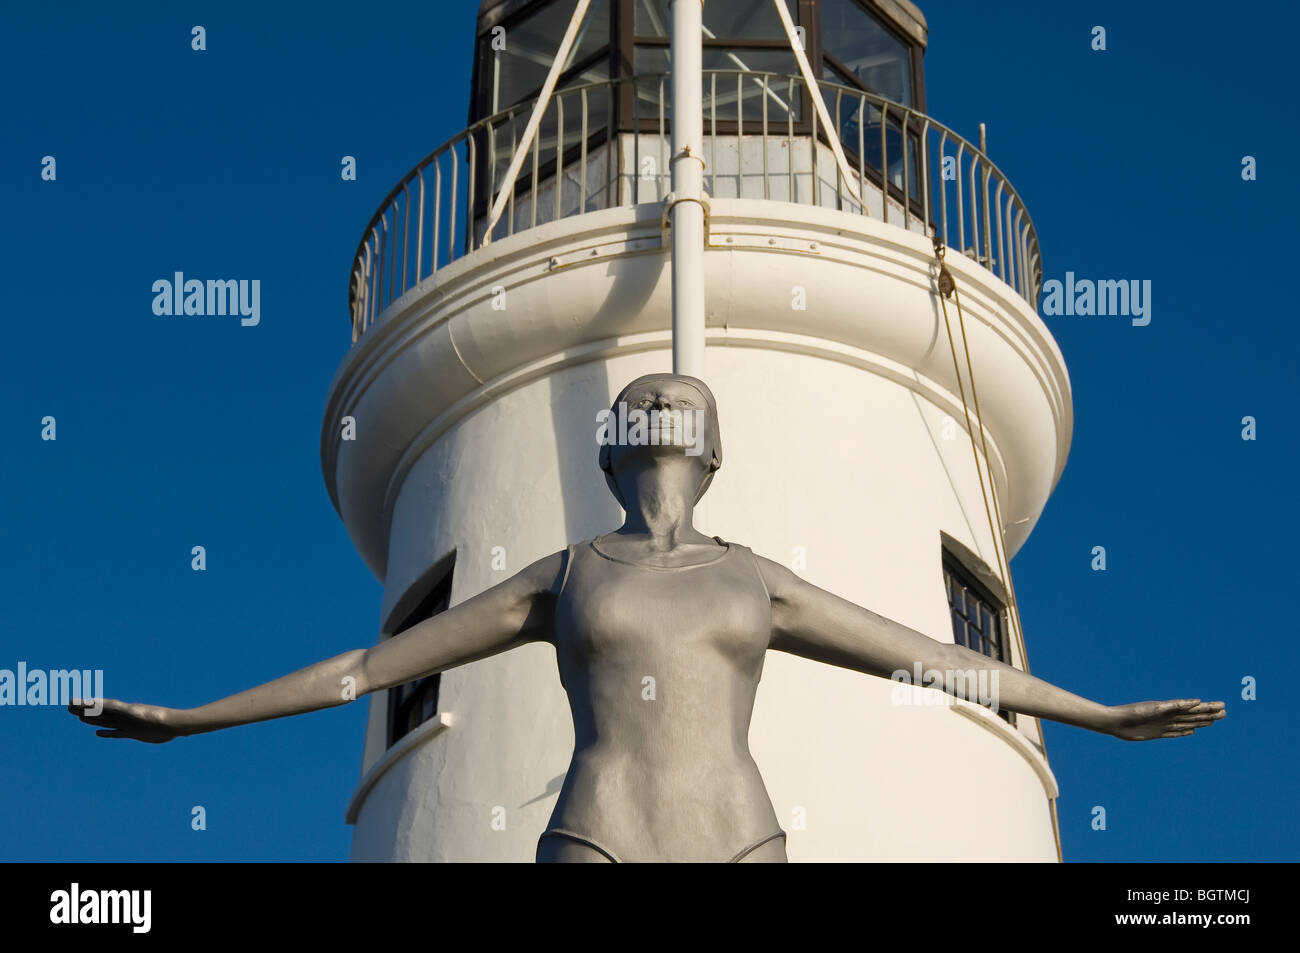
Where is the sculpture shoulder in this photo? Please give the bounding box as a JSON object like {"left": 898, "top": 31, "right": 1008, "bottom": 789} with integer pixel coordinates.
{"left": 452, "top": 550, "right": 568, "bottom": 646}
{"left": 749, "top": 552, "right": 804, "bottom": 602}
{"left": 512, "top": 549, "right": 571, "bottom": 597}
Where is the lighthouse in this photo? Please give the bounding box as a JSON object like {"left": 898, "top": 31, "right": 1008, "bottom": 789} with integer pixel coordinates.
{"left": 326, "top": 0, "right": 1071, "bottom": 862}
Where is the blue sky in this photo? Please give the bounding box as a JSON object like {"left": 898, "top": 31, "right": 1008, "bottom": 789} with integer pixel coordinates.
{"left": 1, "top": 0, "right": 1295, "bottom": 861}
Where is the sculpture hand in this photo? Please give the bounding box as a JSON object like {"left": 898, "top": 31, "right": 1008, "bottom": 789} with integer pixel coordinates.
{"left": 68, "top": 698, "right": 188, "bottom": 744}
{"left": 1104, "top": 699, "right": 1225, "bottom": 741}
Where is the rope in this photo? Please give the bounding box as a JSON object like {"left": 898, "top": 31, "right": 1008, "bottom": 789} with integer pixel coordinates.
{"left": 933, "top": 234, "right": 1064, "bottom": 863}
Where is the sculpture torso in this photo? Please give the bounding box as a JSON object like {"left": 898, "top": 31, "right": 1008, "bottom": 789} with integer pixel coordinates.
{"left": 544, "top": 536, "right": 786, "bottom": 861}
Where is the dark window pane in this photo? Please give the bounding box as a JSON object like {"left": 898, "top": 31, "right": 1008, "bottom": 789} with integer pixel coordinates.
{"left": 633, "top": 48, "right": 802, "bottom": 123}
{"left": 387, "top": 562, "right": 455, "bottom": 746}
{"left": 945, "top": 554, "right": 1012, "bottom": 723}
{"left": 635, "top": 0, "right": 797, "bottom": 40}
{"left": 483, "top": 0, "right": 611, "bottom": 113}
{"left": 822, "top": 65, "right": 920, "bottom": 197}
{"left": 820, "top": 0, "right": 912, "bottom": 105}
{"left": 485, "top": 65, "right": 612, "bottom": 209}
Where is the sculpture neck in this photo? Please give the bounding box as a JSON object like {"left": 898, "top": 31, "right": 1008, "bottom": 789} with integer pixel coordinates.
{"left": 615, "top": 457, "right": 708, "bottom": 548}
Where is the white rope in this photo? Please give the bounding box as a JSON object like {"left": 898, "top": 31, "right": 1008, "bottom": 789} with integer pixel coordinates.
{"left": 771, "top": 0, "right": 869, "bottom": 214}
{"left": 481, "top": 0, "right": 594, "bottom": 246}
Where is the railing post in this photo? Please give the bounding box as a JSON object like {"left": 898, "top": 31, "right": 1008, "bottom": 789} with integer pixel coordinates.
{"left": 880, "top": 102, "right": 889, "bottom": 225}
{"left": 580, "top": 88, "right": 588, "bottom": 213}
{"left": 555, "top": 95, "right": 564, "bottom": 220}
{"left": 432, "top": 157, "right": 441, "bottom": 272}
{"left": 416, "top": 172, "right": 425, "bottom": 284}
{"left": 401, "top": 183, "right": 411, "bottom": 293}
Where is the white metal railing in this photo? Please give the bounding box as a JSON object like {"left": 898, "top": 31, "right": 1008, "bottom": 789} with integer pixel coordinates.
{"left": 348, "top": 72, "right": 1042, "bottom": 341}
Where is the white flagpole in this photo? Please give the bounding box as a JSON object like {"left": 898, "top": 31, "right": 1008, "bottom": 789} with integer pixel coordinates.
{"left": 669, "top": 0, "right": 706, "bottom": 378}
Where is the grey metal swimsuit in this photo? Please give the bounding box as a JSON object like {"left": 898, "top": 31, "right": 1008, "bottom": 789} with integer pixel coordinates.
{"left": 538, "top": 535, "right": 788, "bottom": 862}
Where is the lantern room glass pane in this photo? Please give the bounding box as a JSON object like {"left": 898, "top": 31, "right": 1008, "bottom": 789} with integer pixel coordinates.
{"left": 820, "top": 0, "right": 913, "bottom": 106}
{"left": 823, "top": 63, "right": 919, "bottom": 197}
{"left": 634, "top": 0, "right": 797, "bottom": 39}
{"left": 483, "top": 0, "right": 611, "bottom": 113}
{"left": 633, "top": 48, "right": 802, "bottom": 122}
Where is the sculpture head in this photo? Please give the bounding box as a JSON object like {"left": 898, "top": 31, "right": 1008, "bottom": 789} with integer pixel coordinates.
{"left": 598, "top": 374, "right": 722, "bottom": 509}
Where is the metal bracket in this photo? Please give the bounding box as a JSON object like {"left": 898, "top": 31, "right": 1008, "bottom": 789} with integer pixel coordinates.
{"left": 661, "top": 191, "right": 711, "bottom": 241}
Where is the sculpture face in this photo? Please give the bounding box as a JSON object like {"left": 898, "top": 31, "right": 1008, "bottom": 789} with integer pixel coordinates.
{"left": 598, "top": 374, "right": 722, "bottom": 506}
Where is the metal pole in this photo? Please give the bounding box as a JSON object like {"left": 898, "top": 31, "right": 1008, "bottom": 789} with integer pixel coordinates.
{"left": 670, "top": 0, "right": 706, "bottom": 378}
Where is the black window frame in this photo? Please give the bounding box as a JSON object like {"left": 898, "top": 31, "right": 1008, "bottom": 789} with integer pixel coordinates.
{"left": 940, "top": 532, "right": 1016, "bottom": 726}
{"left": 385, "top": 555, "right": 456, "bottom": 748}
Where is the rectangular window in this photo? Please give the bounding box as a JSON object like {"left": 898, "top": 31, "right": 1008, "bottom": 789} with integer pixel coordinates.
{"left": 386, "top": 559, "right": 455, "bottom": 747}
{"left": 941, "top": 540, "right": 1015, "bottom": 725}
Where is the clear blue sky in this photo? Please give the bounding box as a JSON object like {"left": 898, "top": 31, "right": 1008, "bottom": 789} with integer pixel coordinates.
{"left": 1, "top": 0, "right": 1295, "bottom": 861}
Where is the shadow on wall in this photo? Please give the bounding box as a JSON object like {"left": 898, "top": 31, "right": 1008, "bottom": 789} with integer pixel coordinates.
{"left": 548, "top": 255, "right": 665, "bottom": 543}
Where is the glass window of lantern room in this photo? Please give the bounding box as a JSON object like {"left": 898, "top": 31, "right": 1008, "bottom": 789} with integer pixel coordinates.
{"left": 633, "top": 0, "right": 796, "bottom": 39}
{"left": 625, "top": 0, "right": 807, "bottom": 132}
{"left": 819, "top": 0, "right": 913, "bottom": 106}
{"left": 479, "top": 0, "right": 613, "bottom": 116}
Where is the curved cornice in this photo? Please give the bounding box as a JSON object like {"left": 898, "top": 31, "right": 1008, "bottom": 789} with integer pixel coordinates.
{"left": 321, "top": 200, "right": 1072, "bottom": 581}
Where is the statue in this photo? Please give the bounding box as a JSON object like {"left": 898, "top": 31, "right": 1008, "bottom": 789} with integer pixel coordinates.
{"left": 69, "top": 373, "right": 1226, "bottom": 862}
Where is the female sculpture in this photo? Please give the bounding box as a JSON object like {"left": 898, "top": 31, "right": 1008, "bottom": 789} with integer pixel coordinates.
{"left": 70, "top": 373, "right": 1225, "bottom": 862}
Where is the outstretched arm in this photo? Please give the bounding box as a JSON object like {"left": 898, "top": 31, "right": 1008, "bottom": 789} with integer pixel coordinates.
{"left": 70, "top": 552, "right": 566, "bottom": 743}
{"left": 757, "top": 556, "right": 1225, "bottom": 740}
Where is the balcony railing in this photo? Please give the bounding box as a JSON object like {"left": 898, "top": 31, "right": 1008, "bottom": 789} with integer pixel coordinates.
{"left": 348, "top": 72, "right": 1042, "bottom": 342}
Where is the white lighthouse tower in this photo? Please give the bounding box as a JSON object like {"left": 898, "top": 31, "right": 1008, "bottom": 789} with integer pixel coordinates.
{"left": 326, "top": 0, "right": 1071, "bottom": 862}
